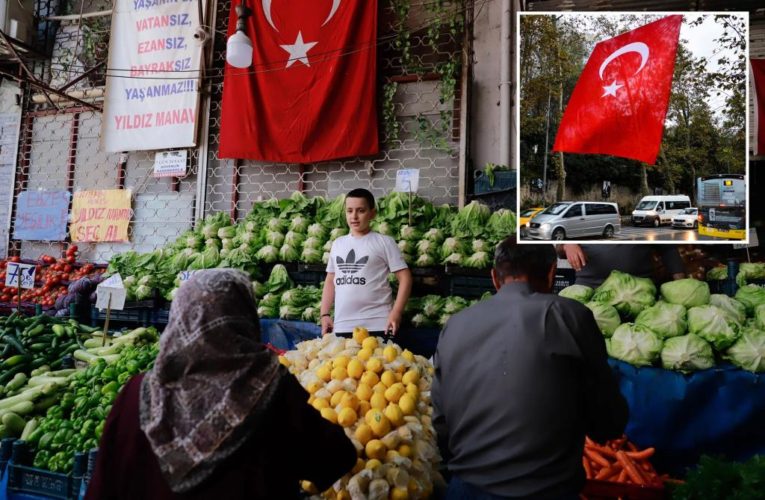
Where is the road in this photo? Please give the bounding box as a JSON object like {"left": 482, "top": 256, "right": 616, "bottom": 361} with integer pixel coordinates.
{"left": 521, "top": 225, "right": 740, "bottom": 242}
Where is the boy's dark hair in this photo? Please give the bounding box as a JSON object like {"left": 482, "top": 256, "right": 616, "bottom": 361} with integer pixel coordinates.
{"left": 494, "top": 238, "right": 557, "bottom": 292}
{"left": 345, "top": 188, "right": 376, "bottom": 210}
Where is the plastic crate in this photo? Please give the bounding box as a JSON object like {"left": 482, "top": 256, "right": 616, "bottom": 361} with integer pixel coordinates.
{"left": 91, "top": 305, "right": 150, "bottom": 327}
{"left": 3, "top": 440, "right": 89, "bottom": 500}
{"left": 553, "top": 268, "right": 576, "bottom": 294}
{"left": 292, "top": 265, "right": 326, "bottom": 286}
{"left": 474, "top": 170, "right": 517, "bottom": 194}
{"left": 581, "top": 479, "right": 664, "bottom": 500}
{"left": 150, "top": 306, "right": 171, "bottom": 327}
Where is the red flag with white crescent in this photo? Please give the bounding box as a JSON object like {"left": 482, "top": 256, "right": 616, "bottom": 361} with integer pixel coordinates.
{"left": 219, "top": 0, "right": 379, "bottom": 163}
{"left": 553, "top": 15, "right": 682, "bottom": 165}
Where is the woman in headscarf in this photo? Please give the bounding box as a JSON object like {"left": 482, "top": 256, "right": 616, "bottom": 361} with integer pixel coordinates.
{"left": 86, "top": 269, "right": 357, "bottom": 499}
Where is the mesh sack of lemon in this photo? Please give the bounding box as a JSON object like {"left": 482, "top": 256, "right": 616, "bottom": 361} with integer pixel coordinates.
{"left": 280, "top": 327, "right": 444, "bottom": 499}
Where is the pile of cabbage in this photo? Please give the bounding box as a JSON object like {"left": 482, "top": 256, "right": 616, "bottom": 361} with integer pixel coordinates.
{"left": 404, "top": 293, "right": 492, "bottom": 329}
{"left": 106, "top": 193, "right": 517, "bottom": 300}
{"left": 558, "top": 271, "right": 765, "bottom": 373}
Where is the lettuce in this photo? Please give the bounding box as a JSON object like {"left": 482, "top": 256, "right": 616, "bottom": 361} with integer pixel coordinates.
{"left": 592, "top": 270, "right": 656, "bottom": 319}
{"left": 450, "top": 201, "right": 491, "bottom": 238}
{"left": 736, "top": 263, "right": 765, "bottom": 287}
{"left": 735, "top": 285, "right": 765, "bottom": 315}
{"left": 307, "top": 223, "right": 328, "bottom": 240}
{"left": 585, "top": 302, "right": 621, "bottom": 337}
{"left": 661, "top": 334, "right": 715, "bottom": 372}
{"left": 289, "top": 216, "right": 310, "bottom": 234}
{"left": 266, "top": 264, "right": 293, "bottom": 294}
{"left": 279, "top": 244, "right": 300, "bottom": 262}
{"left": 706, "top": 266, "right": 728, "bottom": 280}
{"left": 464, "top": 251, "right": 491, "bottom": 269}
{"left": 688, "top": 305, "right": 740, "bottom": 350}
{"left": 609, "top": 323, "right": 663, "bottom": 366}
{"left": 660, "top": 279, "right": 710, "bottom": 307}
{"left": 256, "top": 245, "right": 279, "bottom": 264}
{"left": 635, "top": 301, "right": 688, "bottom": 339}
{"left": 709, "top": 294, "right": 747, "bottom": 326}
{"left": 724, "top": 326, "right": 765, "bottom": 372}
{"left": 487, "top": 208, "right": 517, "bottom": 241}
{"left": 558, "top": 285, "right": 593, "bottom": 303}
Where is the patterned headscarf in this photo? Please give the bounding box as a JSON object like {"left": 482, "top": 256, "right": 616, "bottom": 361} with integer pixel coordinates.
{"left": 139, "top": 269, "right": 281, "bottom": 493}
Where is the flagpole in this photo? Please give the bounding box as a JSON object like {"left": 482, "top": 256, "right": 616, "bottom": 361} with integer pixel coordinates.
{"left": 542, "top": 91, "right": 551, "bottom": 203}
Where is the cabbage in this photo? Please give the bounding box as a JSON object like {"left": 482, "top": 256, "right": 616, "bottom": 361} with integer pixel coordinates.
{"left": 706, "top": 266, "right": 728, "bottom": 280}
{"left": 608, "top": 323, "right": 663, "bottom": 366}
{"left": 660, "top": 334, "right": 715, "bottom": 372}
{"left": 635, "top": 301, "right": 687, "bottom": 339}
{"left": 303, "top": 236, "right": 323, "bottom": 250}
{"left": 185, "top": 234, "right": 204, "bottom": 250}
{"left": 266, "top": 231, "right": 285, "bottom": 248}
{"left": 471, "top": 239, "right": 491, "bottom": 254}
{"left": 411, "top": 313, "right": 436, "bottom": 328}
{"left": 443, "top": 296, "right": 469, "bottom": 315}
{"left": 307, "top": 223, "right": 328, "bottom": 240}
{"left": 724, "top": 326, "right": 765, "bottom": 372}
{"left": 423, "top": 228, "right": 444, "bottom": 243}
{"left": 464, "top": 251, "right": 491, "bottom": 269}
{"left": 258, "top": 305, "right": 278, "bottom": 318}
{"left": 736, "top": 263, "right": 765, "bottom": 287}
{"left": 400, "top": 225, "right": 421, "bottom": 241}
{"left": 251, "top": 281, "right": 267, "bottom": 298}
{"left": 441, "top": 237, "right": 466, "bottom": 260}
{"left": 660, "top": 279, "right": 710, "bottom": 307}
{"left": 755, "top": 304, "right": 765, "bottom": 330}
{"left": 171, "top": 252, "right": 191, "bottom": 273}
{"left": 289, "top": 216, "right": 310, "bottom": 234}
{"left": 591, "top": 271, "right": 656, "bottom": 319}
{"left": 256, "top": 245, "right": 279, "bottom": 264}
{"left": 585, "top": 302, "right": 621, "bottom": 337}
{"left": 687, "top": 305, "right": 740, "bottom": 350}
{"left": 200, "top": 246, "right": 220, "bottom": 268}
{"left": 558, "top": 285, "right": 593, "bottom": 303}
{"left": 416, "top": 254, "right": 436, "bottom": 267}
{"left": 302, "top": 306, "right": 320, "bottom": 323}
{"left": 416, "top": 240, "right": 438, "bottom": 256}
{"left": 323, "top": 240, "right": 334, "bottom": 253}
{"left": 279, "top": 244, "right": 300, "bottom": 262}
{"left": 735, "top": 285, "right": 765, "bottom": 315}
{"left": 205, "top": 238, "right": 221, "bottom": 250}
{"left": 487, "top": 208, "right": 517, "bottom": 241}
{"left": 709, "top": 294, "right": 747, "bottom": 326}
{"left": 422, "top": 295, "right": 445, "bottom": 318}
{"left": 301, "top": 247, "right": 323, "bottom": 264}
{"left": 443, "top": 253, "right": 464, "bottom": 266}
{"left": 451, "top": 200, "right": 491, "bottom": 238}
{"left": 135, "top": 284, "right": 153, "bottom": 301}
{"left": 217, "top": 226, "right": 236, "bottom": 239}
{"left": 438, "top": 313, "right": 452, "bottom": 328}
{"left": 266, "top": 264, "right": 293, "bottom": 294}
{"left": 284, "top": 231, "right": 305, "bottom": 248}
{"left": 322, "top": 252, "right": 330, "bottom": 264}
{"left": 329, "top": 228, "right": 348, "bottom": 241}
{"left": 267, "top": 218, "right": 287, "bottom": 232}
{"left": 372, "top": 221, "right": 396, "bottom": 237}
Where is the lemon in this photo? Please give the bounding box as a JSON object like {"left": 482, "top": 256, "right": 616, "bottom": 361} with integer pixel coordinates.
{"left": 333, "top": 356, "right": 350, "bottom": 369}
{"left": 365, "top": 458, "right": 382, "bottom": 470}
{"left": 402, "top": 369, "right": 420, "bottom": 385}
{"left": 365, "top": 439, "right": 386, "bottom": 460}
{"left": 367, "top": 409, "right": 391, "bottom": 437}
{"left": 384, "top": 383, "right": 406, "bottom": 403}
{"left": 398, "top": 394, "right": 416, "bottom": 415}
{"left": 316, "top": 363, "right": 332, "bottom": 382}
{"left": 406, "top": 383, "right": 419, "bottom": 399}
{"left": 381, "top": 370, "right": 397, "bottom": 387}
{"left": 383, "top": 345, "right": 398, "bottom": 363}
{"left": 395, "top": 372, "right": 403, "bottom": 382}
{"left": 360, "top": 371, "right": 379, "bottom": 387}
{"left": 306, "top": 381, "right": 322, "bottom": 394}
{"left": 312, "top": 398, "right": 329, "bottom": 411}
{"left": 384, "top": 403, "right": 405, "bottom": 427}
{"left": 356, "top": 382, "right": 373, "bottom": 401}
{"left": 337, "top": 407, "right": 357, "bottom": 427}
{"left": 398, "top": 444, "right": 413, "bottom": 458}
{"left": 370, "top": 392, "right": 387, "bottom": 410}
{"left": 278, "top": 355, "right": 290, "bottom": 367}
{"left": 301, "top": 480, "right": 317, "bottom": 494}
{"left": 355, "top": 423, "right": 373, "bottom": 445}
{"left": 358, "top": 400, "right": 371, "bottom": 416}
{"left": 331, "top": 366, "right": 348, "bottom": 380}
{"left": 339, "top": 393, "right": 359, "bottom": 411}
{"left": 320, "top": 407, "right": 338, "bottom": 424}
{"left": 362, "top": 337, "right": 379, "bottom": 351}
{"left": 373, "top": 382, "right": 387, "bottom": 394}
{"left": 353, "top": 327, "right": 370, "bottom": 343}
{"left": 396, "top": 363, "right": 407, "bottom": 374}
{"left": 357, "top": 348, "right": 373, "bottom": 362}
{"left": 390, "top": 486, "right": 409, "bottom": 500}
{"left": 366, "top": 357, "right": 383, "bottom": 374}
{"left": 385, "top": 450, "right": 400, "bottom": 463}
{"left": 402, "top": 349, "right": 415, "bottom": 362}
{"left": 346, "top": 359, "right": 364, "bottom": 379}
{"left": 330, "top": 390, "right": 347, "bottom": 407}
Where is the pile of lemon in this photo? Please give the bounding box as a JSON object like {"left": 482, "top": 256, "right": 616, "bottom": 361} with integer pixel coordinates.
{"left": 280, "top": 328, "right": 443, "bottom": 499}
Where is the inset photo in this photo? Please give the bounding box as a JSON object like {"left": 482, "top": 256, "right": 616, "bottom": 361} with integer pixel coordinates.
{"left": 518, "top": 13, "right": 748, "bottom": 243}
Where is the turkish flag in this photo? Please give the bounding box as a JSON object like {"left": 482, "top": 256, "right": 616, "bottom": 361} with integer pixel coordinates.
{"left": 751, "top": 59, "right": 765, "bottom": 156}
{"left": 553, "top": 15, "right": 682, "bottom": 165}
{"left": 219, "top": 0, "right": 379, "bottom": 163}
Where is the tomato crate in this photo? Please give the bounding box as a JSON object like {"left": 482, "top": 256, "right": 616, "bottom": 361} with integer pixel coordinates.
{"left": 581, "top": 479, "right": 665, "bottom": 500}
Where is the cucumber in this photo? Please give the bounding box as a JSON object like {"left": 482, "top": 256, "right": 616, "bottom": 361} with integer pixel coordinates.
{"left": 6, "top": 372, "right": 27, "bottom": 392}
{"left": 21, "top": 418, "right": 39, "bottom": 440}
{"left": 2, "top": 412, "right": 26, "bottom": 436}
{"left": 8, "top": 401, "right": 35, "bottom": 416}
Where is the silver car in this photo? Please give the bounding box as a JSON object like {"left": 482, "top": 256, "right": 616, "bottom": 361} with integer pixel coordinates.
{"left": 526, "top": 201, "right": 621, "bottom": 241}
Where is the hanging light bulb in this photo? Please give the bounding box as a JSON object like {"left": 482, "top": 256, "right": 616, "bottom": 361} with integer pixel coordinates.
{"left": 226, "top": 0, "right": 253, "bottom": 68}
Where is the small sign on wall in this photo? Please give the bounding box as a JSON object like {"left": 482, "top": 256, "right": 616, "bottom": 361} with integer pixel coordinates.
{"left": 153, "top": 150, "right": 188, "bottom": 178}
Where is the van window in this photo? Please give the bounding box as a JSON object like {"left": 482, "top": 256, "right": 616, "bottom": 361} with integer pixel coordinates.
{"left": 564, "top": 204, "right": 582, "bottom": 218}
{"left": 541, "top": 203, "right": 571, "bottom": 216}
{"left": 667, "top": 200, "right": 691, "bottom": 210}
{"left": 657, "top": 202, "right": 665, "bottom": 211}
{"left": 587, "top": 203, "right": 617, "bottom": 215}
{"left": 636, "top": 200, "right": 657, "bottom": 210}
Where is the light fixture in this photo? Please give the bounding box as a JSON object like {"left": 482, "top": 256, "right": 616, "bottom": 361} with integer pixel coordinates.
{"left": 226, "top": 0, "right": 253, "bottom": 68}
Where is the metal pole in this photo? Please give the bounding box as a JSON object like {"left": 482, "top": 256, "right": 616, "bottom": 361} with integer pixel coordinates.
{"left": 499, "top": 0, "right": 511, "bottom": 168}
{"left": 542, "top": 91, "right": 551, "bottom": 202}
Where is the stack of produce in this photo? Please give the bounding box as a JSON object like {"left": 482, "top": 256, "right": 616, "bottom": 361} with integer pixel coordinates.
{"left": 670, "top": 454, "right": 765, "bottom": 499}
{"left": 707, "top": 262, "right": 765, "bottom": 287}
{"left": 281, "top": 329, "right": 444, "bottom": 499}
{"left": 405, "top": 295, "right": 485, "bottom": 329}
{"left": 27, "top": 329, "right": 159, "bottom": 473}
{"left": 558, "top": 272, "right": 765, "bottom": 373}
{"left": 105, "top": 192, "right": 517, "bottom": 300}
{"left": 583, "top": 436, "right": 663, "bottom": 487}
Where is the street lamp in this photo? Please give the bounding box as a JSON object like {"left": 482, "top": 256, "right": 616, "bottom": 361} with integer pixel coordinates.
{"left": 226, "top": 0, "right": 253, "bottom": 68}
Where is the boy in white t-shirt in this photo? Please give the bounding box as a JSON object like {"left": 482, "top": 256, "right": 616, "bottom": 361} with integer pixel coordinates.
{"left": 321, "top": 189, "right": 413, "bottom": 337}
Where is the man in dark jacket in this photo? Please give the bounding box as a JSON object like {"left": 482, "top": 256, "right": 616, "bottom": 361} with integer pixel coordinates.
{"left": 432, "top": 239, "right": 628, "bottom": 499}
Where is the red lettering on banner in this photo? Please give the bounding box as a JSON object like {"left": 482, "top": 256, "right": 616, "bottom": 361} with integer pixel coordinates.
{"left": 155, "top": 108, "right": 194, "bottom": 127}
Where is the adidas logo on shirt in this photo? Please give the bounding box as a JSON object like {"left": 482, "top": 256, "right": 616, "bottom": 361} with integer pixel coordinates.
{"left": 336, "top": 249, "right": 367, "bottom": 285}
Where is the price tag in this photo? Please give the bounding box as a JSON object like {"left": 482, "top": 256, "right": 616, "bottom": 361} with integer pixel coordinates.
{"left": 5, "top": 262, "right": 35, "bottom": 289}
{"left": 96, "top": 274, "right": 127, "bottom": 311}
{"left": 177, "top": 270, "right": 198, "bottom": 283}
{"left": 395, "top": 169, "right": 420, "bottom": 193}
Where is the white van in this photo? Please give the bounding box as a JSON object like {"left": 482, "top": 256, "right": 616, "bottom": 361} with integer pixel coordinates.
{"left": 527, "top": 201, "right": 621, "bottom": 240}
{"left": 631, "top": 195, "right": 691, "bottom": 227}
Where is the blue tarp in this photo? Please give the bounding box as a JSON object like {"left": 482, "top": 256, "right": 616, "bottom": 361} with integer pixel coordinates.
{"left": 608, "top": 359, "right": 765, "bottom": 474}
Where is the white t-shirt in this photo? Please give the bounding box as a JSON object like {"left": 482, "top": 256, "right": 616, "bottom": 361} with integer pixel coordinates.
{"left": 326, "top": 232, "right": 408, "bottom": 333}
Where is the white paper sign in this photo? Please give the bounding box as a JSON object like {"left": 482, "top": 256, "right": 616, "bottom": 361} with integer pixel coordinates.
{"left": 734, "top": 229, "right": 759, "bottom": 249}
{"left": 101, "top": 0, "right": 203, "bottom": 152}
{"left": 177, "top": 270, "right": 198, "bottom": 283}
{"left": 96, "top": 273, "right": 127, "bottom": 310}
{"left": 153, "top": 150, "right": 188, "bottom": 178}
{"left": 5, "top": 263, "right": 35, "bottom": 289}
{"left": 396, "top": 169, "right": 420, "bottom": 193}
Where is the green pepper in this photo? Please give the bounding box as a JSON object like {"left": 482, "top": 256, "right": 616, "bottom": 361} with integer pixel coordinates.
{"left": 95, "top": 421, "right": 105, "bottom": 439}
{"left": 117, "top": 372, "right": 131, "bottom": 384}
{"left": 101, "top": 381, "right": 119, "bottom": 395}
{"left": 80, "top": 420, "right": 95, "bottom": 437}
{"left": 38, "top": 431, "right": 55, "bottom": 450}
{"left": 47, "top": 406, "right": 64, "bottom": 418}
{"left": 34, "top": 450, "right": 51, "bottom": 468}
{"left": 26, "top": 427, "right": 44, "bottom": 445}
{"left": 60, "top": 393, "right": 75, "bottom": 410}
{"left": 53, "top": 428, "right": 70, "bottom": 445}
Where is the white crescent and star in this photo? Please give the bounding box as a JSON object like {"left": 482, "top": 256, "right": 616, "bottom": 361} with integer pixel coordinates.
{"left": 598, "top": 41, "right": 649, "bottom": 98}
{"left": 262, "top": 1, "right": 342, "bottom": 68}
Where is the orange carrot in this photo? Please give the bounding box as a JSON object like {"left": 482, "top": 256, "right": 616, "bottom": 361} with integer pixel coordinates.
{"left": 583, "top": 457, "right": 593, "bottom": 479}
{"left": 588, "top": 444, "right": 617, "bottom": 458}
{"left": 616, "top": 451, "right": 646, "bottom": 485}
{"left": 617, "top": 469, "right": 628, "bottom": 483}
{"left": 625, "top": 447, "right": 655, "bottom": 460}
{"left": 585, "top": 436, "right": 596, "bottom": 447}
{"left": 626, "top": 442, "right": 638, "bottom": 452}
{"left": 584, "top": 448, "right": 610, "bottom": 468}
{"left": 595, "top": 464, "right": 622, "bottom": 480}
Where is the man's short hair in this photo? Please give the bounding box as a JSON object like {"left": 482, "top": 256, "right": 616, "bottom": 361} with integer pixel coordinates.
{"left": 345, "top": 188, "right": 376, "bottom": 210}
{"left": 494, "top": 238, "right": 557, "bottom": 289}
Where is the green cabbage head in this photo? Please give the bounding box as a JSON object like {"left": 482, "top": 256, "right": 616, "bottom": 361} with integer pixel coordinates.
{"left": 660, "top": 279, "right": 710, "bottom": 307}
{"left": 687, "top": 305, "right": 741, "bottom": 350}
{"left": 585, "top": 302, "right": 621, "bottom": 337}
{"left": 635, "top": 301, "right": 687, "bottom": 339}
{"left": 591, "top": 271, "right": 657, "bottom": 319}
{"left": 558, "top": 285, "right": 593, "bottom": 304}
{"left": 609, "top": 323, "right": 663, "bottom": 366}
{"left": 660, "top": 334, "right": 715, "bottom": 373}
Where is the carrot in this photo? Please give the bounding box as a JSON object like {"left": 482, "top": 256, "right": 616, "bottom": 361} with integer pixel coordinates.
{"left": 587, "top": 443, "right": 617, "bottom": 458}
{"left": 583, "top": 457, "right": 593, "bottom": 479}
{"left": 616, "top": 451, "right": 646, "bottom": 485}
{"left": 585, "top": 436, "right": 596, "bottom": 447}
{"left": 595, "top": 464, "right": 622, "bottom": 480}
{"left": 625, "top": 447, "right": 655, "bottom": 460}
{"left": 617, "top": 469, "right": 628, "bottom": 483}
{"left": 584, "top": 448, "right": 610, "bottom": 468}
{"left": 626, "top": 442, "right": 638, "bottom": 452}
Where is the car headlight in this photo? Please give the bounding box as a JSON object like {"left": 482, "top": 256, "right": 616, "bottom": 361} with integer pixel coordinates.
{"left": 540, "top": 223, "right": 550, "bottom": 230}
